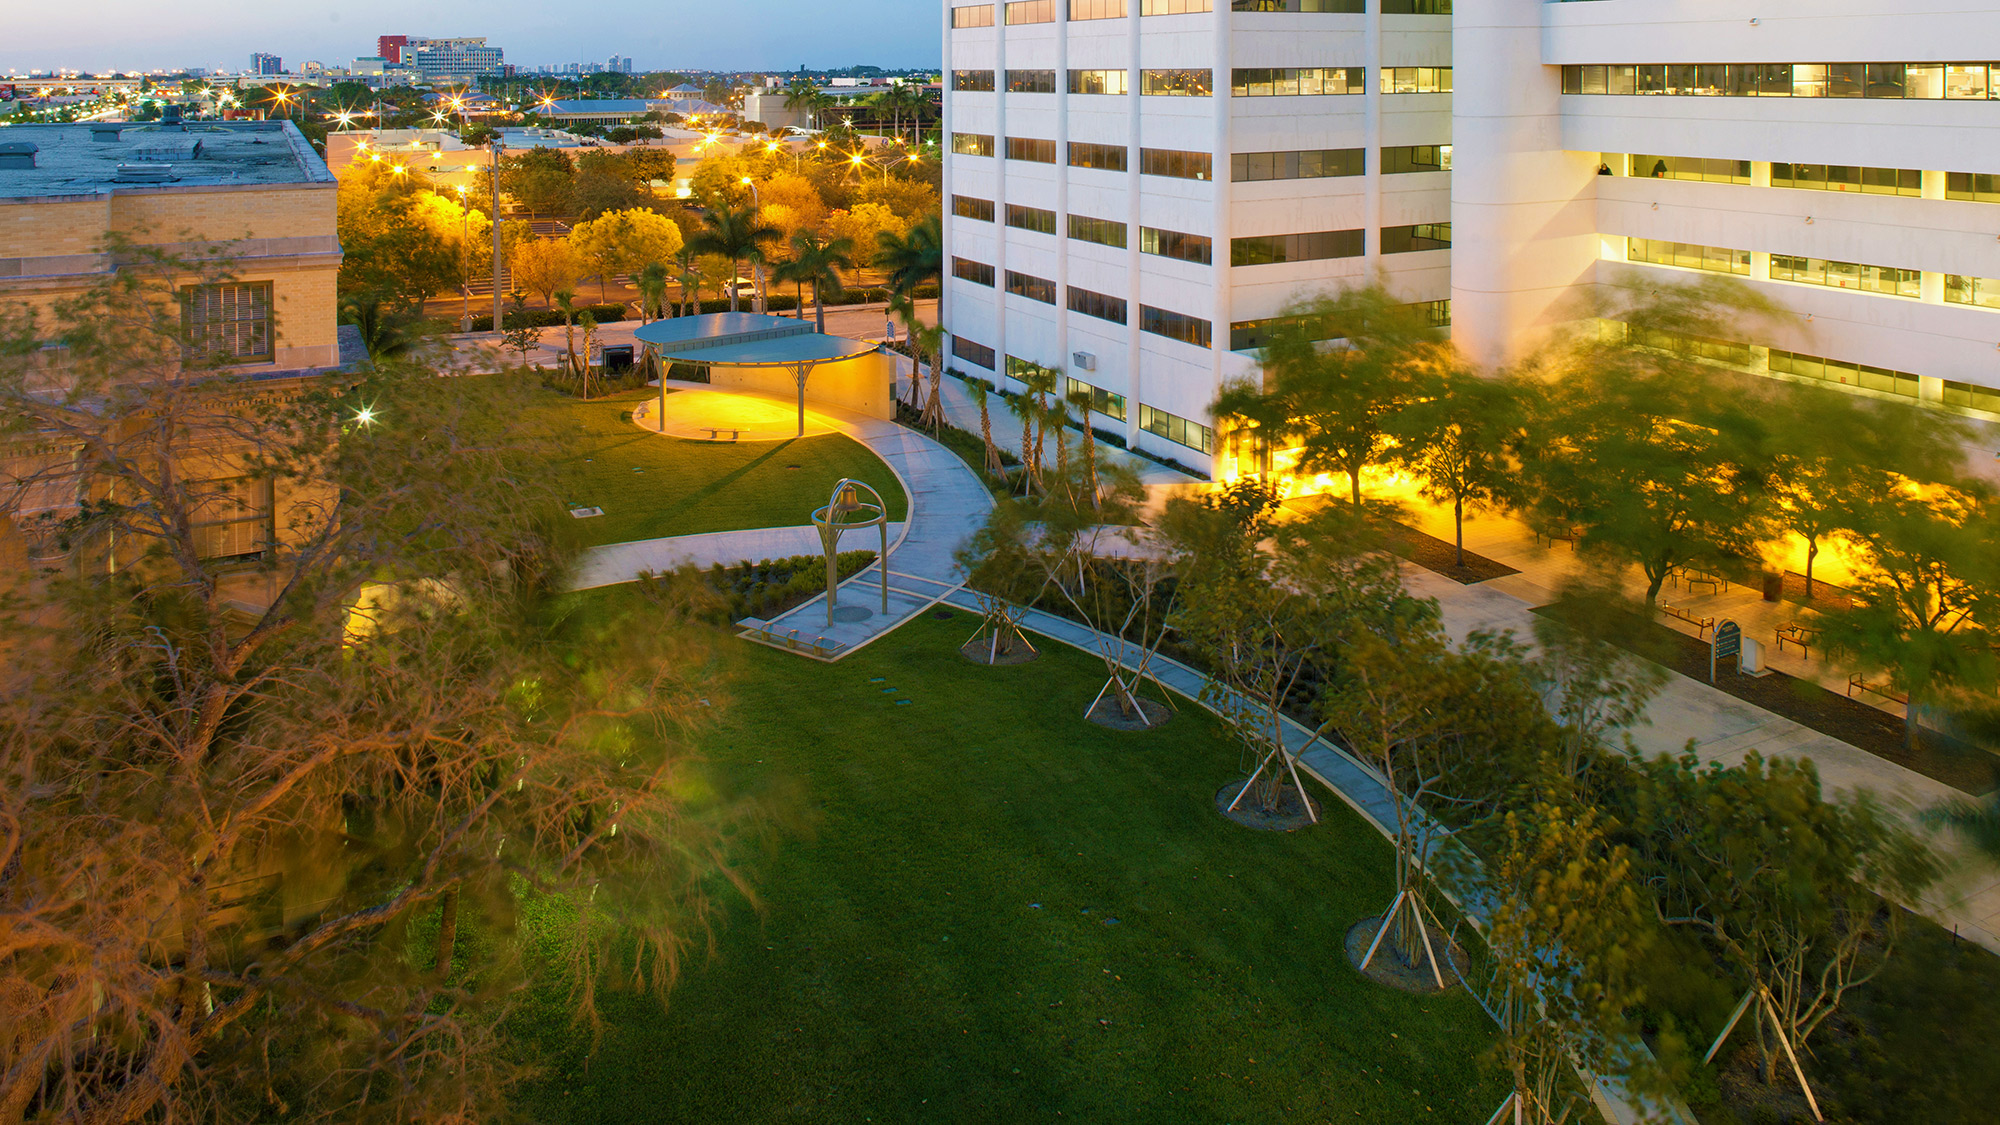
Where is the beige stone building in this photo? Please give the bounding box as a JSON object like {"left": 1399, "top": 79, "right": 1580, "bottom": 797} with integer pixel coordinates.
{"left": 0, "top": 120, "right": 353, "bottom": 609}
{"left": 0, "top": 120, "right": 344, "bottom": 370}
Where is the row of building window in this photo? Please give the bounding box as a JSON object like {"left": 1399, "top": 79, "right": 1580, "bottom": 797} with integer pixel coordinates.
{"left": 957, "top": 67, "right": 1447, "bottom": 97}
{"left": 1623, "top": 238, "right": 1993, "bottom": 305}
{"left": 953, "top": 140, "right": 1452, "bottom": 182}
{"left": 1563, "top": 63, "right": 2000, "bottom": 100}
{"left": 1005, "top": 269, "right": 1060, "bottom": 304}
{"left": 1068, "top": 376, "right": 1127, "bottom": 421}
{"left": 1622, "top": 156, "right": 2000, "bottom": 205}
{"left": 1621, "top": 329, "right": 2000, "bottom": 415}
{"left": 952, "top": 0, "right": 1446, "bottom": 24}
{"left": 952, "top": 220, "right": 1443, "bottom": 265}
{"left": 1228, "top": 299, "right": 1450, "bottom": 350}
{"left": 1769, "top": 349, "right": 1922, "bottom": 398}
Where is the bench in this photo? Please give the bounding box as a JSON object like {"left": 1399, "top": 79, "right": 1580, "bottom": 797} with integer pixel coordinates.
{"left": 1661, "top": 602, "right": 1715, "bottom": 638}
{"left": 702, "top": 427, "right": 740, "bottom": 442}
{"left": 1676, "top": 566, "right": 1726, "bottom": 595}
{"left": 1776, "top": 622, "right": 1819, "bottom": 657}
{"left": 1534, "top": 524, "right": 1584, "bottom": 550}
{"left": 1847, "top": 673, "right": 1908, "bottom": 706}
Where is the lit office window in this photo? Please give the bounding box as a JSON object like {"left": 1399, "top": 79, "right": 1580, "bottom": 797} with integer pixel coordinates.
{"left": 951, "top": 4, "right": 996, "bottom": 26}
{"left": 1381, "top": 144, "right": 1452, "bottom": 173}
{"left": 1230, "top": 67, "right": 1364, "bottom": 96}
{"left": 1138, "top": 403, "right": 1216, "bottom": 451}
{"left": 1139, "top": 148, "right": 1212, "bottom": 180}
{"left": 1141, "top": 69, "right": 1213, "bottom": 96}
{"left": 1770, "top": 255, "right": 1921, "bottom": 297}
{"left": 1069, "top": 69, "right": 1129, "bottom": 95}
{"left": 1379, "top": 67, "right": 1452, "bottom": 93}
{"left": 1380, "top": 223, "right": 1452, "bottom": 253}
{"left": 1068, "top": 141, "right": 1129, "bottom": 171}
{"left": 1140, "top": 226, "right": 1212, "bottom": 264}
{"left": 1625, "top": 237, "right": 1750, "bottom": 275}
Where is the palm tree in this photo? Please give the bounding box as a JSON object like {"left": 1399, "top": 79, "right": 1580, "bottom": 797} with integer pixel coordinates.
{"left": 635, "top": 261, "right": 670, "bottom": 323}
{"left": 687, "top": 202, "right": 782, "bottom": 314}
{"left": 672, "top": 248, "right": 702, "bottom": 317}
{"left": 874, "top": 214, "right": 942, "bottom": 314}
{"left": 967, "top": 379, "right": 1006, "bottom": 478}
{"left": 1005, "top": 387, "right": 1045, "bottom": 496}
{"left": 1022, "top": 364, "right": 1061, "bottom": 480}
{"left": 912, "top": 321, "right": 948, "bottom": 431}
{"left": 783, "top": 77, "right": 819, "bottom": 129}
{"left": 1067, "top": 389, "right": 1100, "bottom": 508}
{"left": 772, "top": 230, "right": 856, "bottom": 332}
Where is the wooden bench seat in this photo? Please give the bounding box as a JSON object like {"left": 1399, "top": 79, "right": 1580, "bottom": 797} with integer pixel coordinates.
{"left": 1660, "top": 602, "right": 1715, "bottom": 638}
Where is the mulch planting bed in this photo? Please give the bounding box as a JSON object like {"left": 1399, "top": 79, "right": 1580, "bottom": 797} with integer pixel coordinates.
{"left": 1214, "top": 779, "right": 1321, "bottom": 831}
{"left": 1382, "top": 522, "right": 1521, "bottom": 585}
{"left": 1343, "top": 916, "right": 1468, "bottom": 994}
{"left": 1533, "top": 604, "right": 1999, "bottom": 795}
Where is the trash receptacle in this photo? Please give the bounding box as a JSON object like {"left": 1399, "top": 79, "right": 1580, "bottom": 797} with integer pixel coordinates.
{"left": 1760, "top": 571, "right": 1783, "bottom": 602}
{"left": 602, "top": 344, "right": 634, "bottom": 372}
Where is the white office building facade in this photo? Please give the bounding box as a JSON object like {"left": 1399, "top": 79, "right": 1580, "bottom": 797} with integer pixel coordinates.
{"left": 942, "top": 0, "right": 2000, "bottom": 479}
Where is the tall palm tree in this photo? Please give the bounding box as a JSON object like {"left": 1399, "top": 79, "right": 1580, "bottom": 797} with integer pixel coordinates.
{"left": 672, "top": 248, "right": 702, "bottom": 317}
{"left": 873, "top": 214, "right": 943, "bottom": 314}
{"left": 686, "top": 202, "right": 781, "bottom": 314}
{"left": 783, "top": 77, "right": 819, "bottom": 129}
{"left": 772, "top": 230, "right": 856, "bottom": 332}
{"left": 967, "top": 379, "right": 1006, "bottom": 478}
{"left": 1005, "top": 388, "right": 1041, "bottom": 496}
{"left": 634, "top": 261, "right": 670, "bottom": 323}
{"left": 912, "top": 321, "right": 948, "bottom": 431}
{"left": 1067, "top": 389, "right": 1100, "bottom": 508}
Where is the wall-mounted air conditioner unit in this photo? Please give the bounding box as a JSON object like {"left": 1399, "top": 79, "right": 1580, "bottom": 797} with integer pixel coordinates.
{"left": 1071, "top": 351, "right": 1095, "bottom": 371}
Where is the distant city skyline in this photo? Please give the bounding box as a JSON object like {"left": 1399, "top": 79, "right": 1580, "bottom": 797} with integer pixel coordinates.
{"left": 3, "top": 0, "right": 941, "bottom": 74}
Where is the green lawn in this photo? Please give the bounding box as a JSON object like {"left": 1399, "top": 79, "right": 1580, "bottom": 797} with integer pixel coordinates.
{"left": 527, "top": 388, "right": 909, "bottom": 548}
{"left": 512, "top": 608, "right": 1502, "bottom": 1123}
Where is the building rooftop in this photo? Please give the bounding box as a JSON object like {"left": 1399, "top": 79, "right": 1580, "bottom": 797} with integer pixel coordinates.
{"left": 0, "top": 121, "right": 333, "bottom": 199}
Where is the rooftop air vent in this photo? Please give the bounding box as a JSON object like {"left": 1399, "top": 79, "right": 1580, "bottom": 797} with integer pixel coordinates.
{"left": 0, "top": 142, "right": 37, "bottom": 170}
{"left": 115, "top": 164, "right": 176, "bottom": 183}
{"left": 90, "top": 123, "right": 125, "bottom": 143}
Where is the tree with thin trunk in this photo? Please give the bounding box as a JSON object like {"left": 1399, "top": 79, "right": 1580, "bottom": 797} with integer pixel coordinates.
{"left": 772, "top": 230, "right": 856, "bottom": 333}
{"left": 1006, "top": 386, "right": 1043, "bottom": 496}
{"left": 1626, "top": 751, "right": 1938, "bottom": 1106}
{"left": 1480, "top": 799, "right": 1658, "bottom": 1125}
{"left": 686, "top": 201, "right": 780, "bottom": 314}
{"left": 0, "top": 243, "right": 749, "bottom": 1124}
{"left": 1389, "top": 358, "right": 1528, "bottom": 568}
{"left": 553, "top": 288, "right": 582, "bottom": 375}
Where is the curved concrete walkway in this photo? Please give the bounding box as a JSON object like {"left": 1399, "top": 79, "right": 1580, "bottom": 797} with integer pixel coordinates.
{"left": 571, "top": 380, "right": 994, "bottom": 655}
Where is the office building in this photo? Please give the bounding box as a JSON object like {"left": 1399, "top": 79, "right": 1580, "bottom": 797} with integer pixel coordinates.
{"left": 250, "top": 52, "right": 283, "bottom": 77}
{"left": 941, "top": 0, "right": 2000, "bottom": 480}
{"left": 610, "top": 55, "right": 635, "bottom": 75}
{"left": 378, "top": 35, "right": 409, "bottom": 65}
{"left": 404, "top": 37, "right": 506, "bottom": 81}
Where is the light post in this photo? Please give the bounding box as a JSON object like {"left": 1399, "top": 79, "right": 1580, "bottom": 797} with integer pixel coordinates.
{"left": 741, "top": 176, "right": 767, "bottom": 315}
{"left": 489, "top": 137, "right": 505, "bottom": 333}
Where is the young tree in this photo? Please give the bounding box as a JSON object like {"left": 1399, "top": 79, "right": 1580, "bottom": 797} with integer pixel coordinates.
{"left": 1390, "top": 360, "right": 1527, "bottom": 567}
{"left": 1321, "top": 604, "right": 1541, "bottom": 982}
{"left": 772, "top": 230, "right": 856, "bottom": 332}
{"left": 0, "top": 247, "right": 746, "bottom": 1123}
{"left": 1481, "top": 800, "right": 1656, "bottom": 1125}
{"left": 672, "top": 247, "right": 703, "bottom": 317}
{"left": 1529, "top": 575, "right": 1669, "bottom": 787}
{"left": 509, "top": 235, "right": 583, "bottom": 309}
{"left": 1215, "top": 284, "right": 1442, "bottom": 508}
{"left": 1627, "top": 752, "right": 1938, "bottom": 1107}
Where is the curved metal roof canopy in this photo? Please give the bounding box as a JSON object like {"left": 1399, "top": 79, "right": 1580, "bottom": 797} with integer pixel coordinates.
{"left": 633, "top": 313, "right": 885, "bottom": 436}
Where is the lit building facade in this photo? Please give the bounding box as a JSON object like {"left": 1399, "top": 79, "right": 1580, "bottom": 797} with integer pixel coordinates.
{"left": 942, "top": 0, "right": 2000, "bottom": 479}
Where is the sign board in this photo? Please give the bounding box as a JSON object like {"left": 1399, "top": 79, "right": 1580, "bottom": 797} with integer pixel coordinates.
{"left": 1710, "top": 619, "right": 1741, "bottom": 683}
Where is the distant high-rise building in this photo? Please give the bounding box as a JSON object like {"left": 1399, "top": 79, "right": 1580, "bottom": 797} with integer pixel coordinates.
{"left": 249, "top": 52, "right": 282, "bottom": 76}
{"left": 403, "top": 37, "right": 505, "bottom": 80}
{"left": 377, "top": 35, "right": 408, "bottom": 65}
{"left": 609, "top": 55, "right": 634, "bottom": 75}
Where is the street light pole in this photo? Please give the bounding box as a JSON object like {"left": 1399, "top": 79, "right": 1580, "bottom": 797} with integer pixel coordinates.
{"left": 742, "top": 177, "right": 766, "bottom": 315}
{"left": 456, "top": 184, "right": 471, "bottom": 332}
{"left": 489, "top": 137, "right": 504, "bottom": 333}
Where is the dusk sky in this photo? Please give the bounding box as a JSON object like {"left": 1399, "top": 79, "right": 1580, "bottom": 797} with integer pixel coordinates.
{"left": 6, "top": 0, "right": 944, "bottom": 74}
